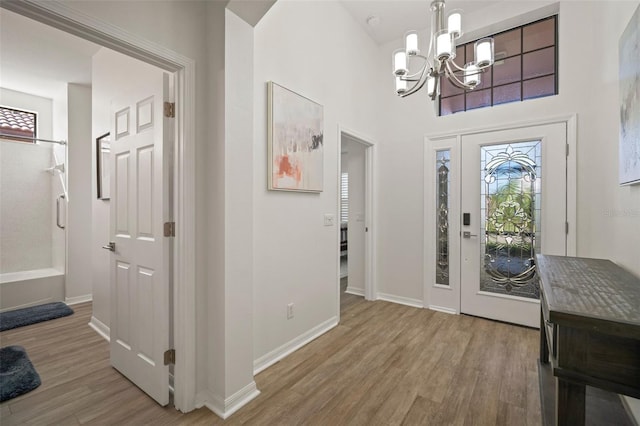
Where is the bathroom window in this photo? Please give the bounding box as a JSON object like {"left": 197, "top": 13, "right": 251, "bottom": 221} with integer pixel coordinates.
{"left": 0, "top": 106, "right": 37, "bottom": 142}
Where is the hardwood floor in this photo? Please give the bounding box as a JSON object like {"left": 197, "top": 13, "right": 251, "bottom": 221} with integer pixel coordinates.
{"left": 0, "top": 299, "right": 541, "bottom": 425}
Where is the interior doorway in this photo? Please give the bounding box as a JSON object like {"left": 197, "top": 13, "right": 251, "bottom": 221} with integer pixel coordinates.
{"left": 0, "top": 1, "right": 196, "bottom": 412}
{"left": 338, "top": 128, "right": 375, "bottom": 314}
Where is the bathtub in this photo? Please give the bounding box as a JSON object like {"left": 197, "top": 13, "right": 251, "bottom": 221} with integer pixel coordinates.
{"left": 0, "top": 268, "right": 65, "bottom": 312}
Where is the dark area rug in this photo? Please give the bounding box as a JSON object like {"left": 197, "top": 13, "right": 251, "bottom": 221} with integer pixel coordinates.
{"left": 0, "top": 345, "right": 41, "bottom": 402}
{"left": 0, "top": 302, "right": 74, "bottom": 332}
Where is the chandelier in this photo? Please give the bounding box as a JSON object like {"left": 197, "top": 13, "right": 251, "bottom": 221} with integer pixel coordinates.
{"left": 392, "top": 0, "right": 494, "bottom": 99}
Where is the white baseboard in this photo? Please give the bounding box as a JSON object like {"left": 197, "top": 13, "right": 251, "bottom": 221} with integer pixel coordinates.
{"left": 0, "top": 298, "right": 52, "bottom": 313}
{"left": 377, "top": 292, "right": 424, "bottom": 309}
{"left": 428, "top": 305, "right": 458, "bottom": 315}
{"left": 66, "top": 294, "right": 92, "bottom": 305}
{"left": 345, "top": 286, "right": 364, "bottom": 297}
{"left": 196, "top": 381, "right": 260, "bottom": 420}
{"left": 253, "top": 316, "right": 339, "bottom": 375}
{"left": 88, "top": 316, "right": 110, "bottom": 342}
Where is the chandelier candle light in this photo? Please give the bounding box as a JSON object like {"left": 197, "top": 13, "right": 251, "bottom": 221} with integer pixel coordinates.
{"left": 393, "top": 0, "right": 494, "bottom": 99}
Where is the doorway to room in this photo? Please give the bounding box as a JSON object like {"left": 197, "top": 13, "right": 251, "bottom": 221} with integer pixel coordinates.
{"left": 0, "top": 1, "right": 196, "bottom": 412}
{"left": 338, "top": 129, "right": 375, "bottom": 313}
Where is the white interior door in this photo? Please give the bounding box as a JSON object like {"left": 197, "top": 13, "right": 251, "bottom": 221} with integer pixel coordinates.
{"left": 109, "top": 71, "right": 171, "bottom": 405}
{"left": 460, "top": 123, "right": 567, "bottom": 327}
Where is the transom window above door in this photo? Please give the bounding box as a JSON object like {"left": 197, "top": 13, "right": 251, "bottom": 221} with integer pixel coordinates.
{"left": 440, "top": 15, "right": 558, "bottom": 116}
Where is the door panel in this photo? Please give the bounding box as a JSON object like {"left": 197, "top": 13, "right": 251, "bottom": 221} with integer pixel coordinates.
{"left": 480, "top": 140, "right": 540, "bottom": 300}
{"left": 460, "top": 123, "right": 566, "bottom": 327}
{"left": 109, "top": 71, "right": 170, "bottom": 406}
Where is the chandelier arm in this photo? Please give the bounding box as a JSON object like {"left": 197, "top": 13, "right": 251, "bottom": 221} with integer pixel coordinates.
{"left": 447, "top": 59, "right": 467, "bottom": 72}
{"left": 400, "top": 64, "right": 431, "bottom": 97}
{"left": 402, "top": 54, "right": 432, "bottom": 79}
{"left": 445, "top": 61, "right": 474, "bottom": 90}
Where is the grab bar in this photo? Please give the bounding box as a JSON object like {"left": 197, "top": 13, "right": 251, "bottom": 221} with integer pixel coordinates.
{"left": 56, "top": 194, "right": 66, "bottom": 229}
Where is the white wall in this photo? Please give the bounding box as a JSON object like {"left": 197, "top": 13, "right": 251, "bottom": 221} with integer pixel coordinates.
{"left": 51, "top": 96, "right": 67, "bottom": 273}
{"left": 252, "top": 0, "right": 385, "bottom": 364}
{"left": 0, "top": 88, "right": 55, "bottom": 273}
{"left": 90, "top": 50, "right": 111, "bottom": 331}
{"left": 343, "top": 136, "right": 366, "bottom": 294}
{"left": 66, "top": 83, "right": 92, "bottom": 302}
{"left": 221, "top": 6, "right": 257, "bottom": 407}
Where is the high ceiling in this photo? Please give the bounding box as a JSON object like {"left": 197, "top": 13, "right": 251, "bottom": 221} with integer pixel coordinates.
{"left": 340, "top": 0, "right": 501, "bottom": 45}
{"left": 0, "top": 1, "right": 503, "bottom": 103}
{"left": 0, "top": 8, "right": 100, "bottom": 102}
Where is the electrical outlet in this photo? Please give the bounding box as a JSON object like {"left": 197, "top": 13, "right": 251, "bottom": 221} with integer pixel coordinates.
{"left": 287, "top": 303, "right": 294, "bottom": 319}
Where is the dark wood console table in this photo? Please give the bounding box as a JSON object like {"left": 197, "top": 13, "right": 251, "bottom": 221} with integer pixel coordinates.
{"left": 537, "top": 255, "right": 640, "bottom": 426}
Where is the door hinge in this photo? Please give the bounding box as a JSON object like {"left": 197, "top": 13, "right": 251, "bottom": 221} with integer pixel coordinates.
{"left": 566, "top": 144, "right": 569, "bottom": 157}
{"left": 566, "top": 222, "right": 569, "bottom": 234}
{"left": 164, "top": 349, "right": 175, "bottom": 365}
{"left": 164, "top": 221, "right": 176, "bottom": 237}
{"left": 164, "top": 102, "right": 175, "bottom": 118}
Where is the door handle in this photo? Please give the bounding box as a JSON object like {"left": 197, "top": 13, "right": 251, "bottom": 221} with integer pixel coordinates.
{"left": 462, "top": 231, "right": 478, "bottom": 239}
{"left": 102, "top": 242, "right": 116, "bottom": 252}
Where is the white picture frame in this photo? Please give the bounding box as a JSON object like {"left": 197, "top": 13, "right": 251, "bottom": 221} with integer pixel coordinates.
{"left": 267, "top": 81, "right": 324, "bottom": 192}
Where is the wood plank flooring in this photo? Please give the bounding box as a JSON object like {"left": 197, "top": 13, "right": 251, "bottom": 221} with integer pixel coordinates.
{"left": 0, "top": 297, "right": 542, "bottom": 425}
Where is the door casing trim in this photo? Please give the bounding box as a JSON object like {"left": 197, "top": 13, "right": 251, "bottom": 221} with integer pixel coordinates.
{"left": 337, "top": 126, "right": 377, "bottom": 310}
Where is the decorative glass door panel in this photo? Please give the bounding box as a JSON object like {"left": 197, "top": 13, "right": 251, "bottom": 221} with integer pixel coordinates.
{"left": 436, "top": 150, "right": 450, "bottom": 286}
{"left": 481, "top": 141, "right": 541, "bottom": 299}
{"left": 460, "top": 123, "right": 567, "bottom": 328}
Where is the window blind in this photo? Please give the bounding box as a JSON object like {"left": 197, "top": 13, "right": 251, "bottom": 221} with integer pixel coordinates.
{"left": 341, "top": 172, "right": 349, "bottom": 223}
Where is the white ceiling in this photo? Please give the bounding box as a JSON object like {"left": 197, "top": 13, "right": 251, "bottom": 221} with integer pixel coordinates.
{"left": 0, "top": 9, "right": 100, "bottom": 103}
{"left": 340, "top": 0, "right": 502, "bottom": 45}
{"left": 0, "top": 0, "right": 501, "bottom": 104}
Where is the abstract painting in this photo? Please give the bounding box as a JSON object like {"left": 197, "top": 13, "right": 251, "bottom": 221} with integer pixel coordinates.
{"left": 619, "top": 4, "right": 640, "bottom": 185}
{"left": 268, "top": 81, "right": 324, "bottom": 192}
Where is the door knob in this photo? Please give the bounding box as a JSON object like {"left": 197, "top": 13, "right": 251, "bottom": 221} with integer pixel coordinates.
{"left": 102, "top": 242, "right": 116, "bottom": 252}
{"left": 462, "top": 231, "right": 478, "bottom": 239}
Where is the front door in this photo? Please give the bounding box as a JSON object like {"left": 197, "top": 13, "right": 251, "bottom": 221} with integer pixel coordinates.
{"left": 109, "top": 71, "right": 171, "bottom": 405}
{"left": 460, "top": 123, "right": 567, "bottom": 327}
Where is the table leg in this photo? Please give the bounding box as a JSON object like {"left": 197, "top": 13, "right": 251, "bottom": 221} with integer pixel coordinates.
{"left": 556, "top": 378, "right": 585, "bottom": 426}
{"left": 540, "top": 310, "right": 549, "bottom": 364}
